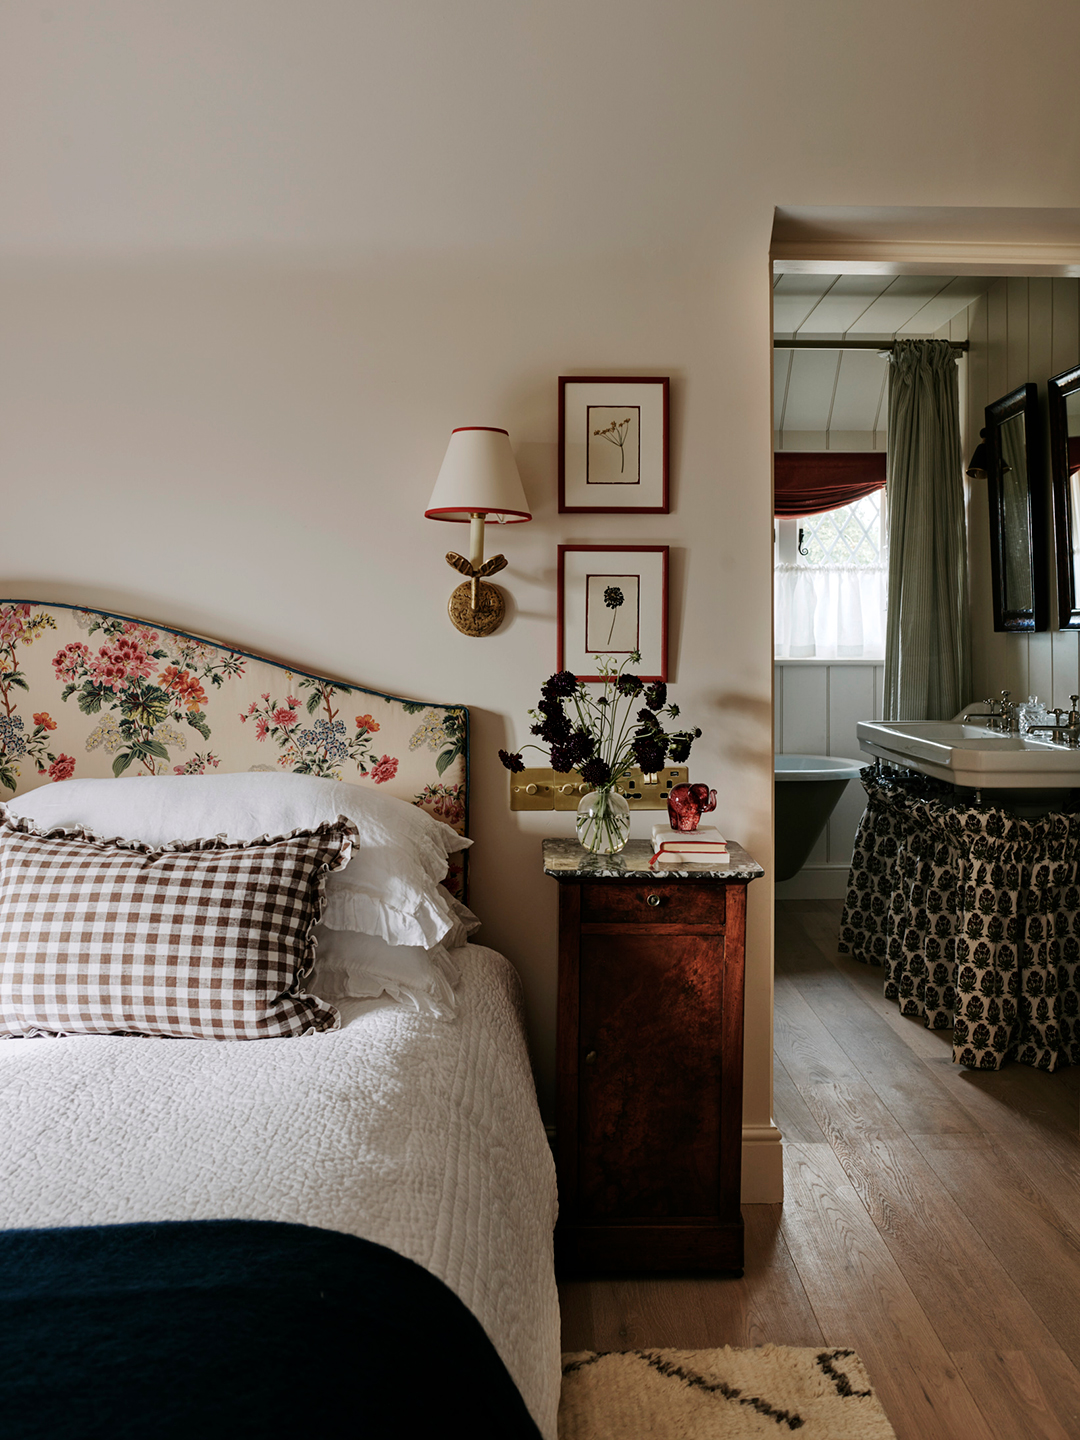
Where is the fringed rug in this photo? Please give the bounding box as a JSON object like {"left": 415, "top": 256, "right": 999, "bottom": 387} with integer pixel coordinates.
{"left": 559, "top": 1345, "right": 897, "bottom": 1439}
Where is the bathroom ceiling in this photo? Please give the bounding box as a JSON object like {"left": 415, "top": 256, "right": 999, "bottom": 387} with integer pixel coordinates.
{"left": 773, "top": 272, "right": 993, "bottom": 449}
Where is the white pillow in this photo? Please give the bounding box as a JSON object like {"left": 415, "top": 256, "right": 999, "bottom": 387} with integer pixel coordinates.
{"left": 310, "top": 927, "right": 461, "bottom": 1018}
{"left": 310, "top": 888, "right": 482, "bottom": 1017}
{"left": 4, "top": 772, "right": 471, "bottom": 949}
{"left": 440, "top": 889, "right": 481, "bottom": 948}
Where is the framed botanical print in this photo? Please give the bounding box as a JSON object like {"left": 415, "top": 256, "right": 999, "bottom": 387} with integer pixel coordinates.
{"left": 558, "top": 376, "right": 670, "bottom": 513}
{"left": 557, "top": 545, "right": 668, "bottom": 682}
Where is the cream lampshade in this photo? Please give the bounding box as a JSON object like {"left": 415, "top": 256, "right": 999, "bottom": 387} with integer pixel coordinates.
{"left": 425, "top": 427, "right": 531, "bottom": 636}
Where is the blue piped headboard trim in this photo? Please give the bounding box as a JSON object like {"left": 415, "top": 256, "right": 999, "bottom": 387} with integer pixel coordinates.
{"left": 0, "top": 601, "right": 469, "bottom": 896}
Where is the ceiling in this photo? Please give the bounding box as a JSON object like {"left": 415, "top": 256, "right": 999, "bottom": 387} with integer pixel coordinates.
{"left": 773, "top": 272, "right": 994, "bottom": 448}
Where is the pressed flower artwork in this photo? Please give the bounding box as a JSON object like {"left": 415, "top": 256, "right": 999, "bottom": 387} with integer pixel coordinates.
{"left": 559, "top": 546, "right": 668, "bottom": 681}
{"left": 587, "top": 407, "right": 639, "bottom": 484}
{"left": 559, "top": 377, "right": 668, "bottom": 512}
{"left": 585, "top": 575, "right": 640, "bottom": 654}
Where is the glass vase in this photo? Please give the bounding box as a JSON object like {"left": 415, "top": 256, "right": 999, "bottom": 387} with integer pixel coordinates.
{"left": 575, "top": 786, "right": 631, "bottom": 856}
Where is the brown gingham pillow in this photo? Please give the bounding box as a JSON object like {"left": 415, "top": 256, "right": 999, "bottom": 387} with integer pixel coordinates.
{"left": 0, "top": 809, "right": 355, "bottom": 1040}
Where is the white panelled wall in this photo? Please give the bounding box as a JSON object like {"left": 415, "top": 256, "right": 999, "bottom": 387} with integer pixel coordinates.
{"left": 967, "top": 278, "right": 1080, "bottom": 705}
{"left": 773, "top": 661, "right": 882, "bottom": 898}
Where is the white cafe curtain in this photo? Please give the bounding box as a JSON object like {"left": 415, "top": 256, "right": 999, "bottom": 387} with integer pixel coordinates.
{"left": 774, "top": 563, "right": 886, "bottom": 659}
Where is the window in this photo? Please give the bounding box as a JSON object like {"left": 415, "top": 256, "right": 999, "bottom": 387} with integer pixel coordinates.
{"left": 774, "top": 492, "right": 888, "bottom": 659}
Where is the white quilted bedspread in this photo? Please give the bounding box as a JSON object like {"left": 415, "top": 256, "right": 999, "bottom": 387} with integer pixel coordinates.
{"left": 0, "top": 943, "right": 560, "bottom": 1439}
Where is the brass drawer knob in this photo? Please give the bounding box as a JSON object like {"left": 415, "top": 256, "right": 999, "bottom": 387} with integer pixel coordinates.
{"left": 584, "top": 1050, "right": 597, "bottom": 1065}
{"left": 646, "top": 893, "right": 661, "bottom": 907}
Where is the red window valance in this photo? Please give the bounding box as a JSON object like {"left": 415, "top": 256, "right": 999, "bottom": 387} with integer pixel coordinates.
{"left": 774, "top": 452, "right": 887, "bottom": 518}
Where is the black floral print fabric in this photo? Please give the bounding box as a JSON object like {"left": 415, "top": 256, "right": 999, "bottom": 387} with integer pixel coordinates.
{"left": 839, "top": 767, "right": 1080, "bottom": 1072}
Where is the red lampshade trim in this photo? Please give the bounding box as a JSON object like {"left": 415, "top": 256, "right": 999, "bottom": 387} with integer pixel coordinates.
{"left": 423, "top": 506, "right": 532, "bottom": 522}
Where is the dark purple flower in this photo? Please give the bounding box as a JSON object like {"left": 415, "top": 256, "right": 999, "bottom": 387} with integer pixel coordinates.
{"left": 644, "top": 682, "right": 667, "bottom": 710}
{"left": 580, "top": 756, "right": 613, "bottom": 787}
{"left": 566, "top": 727, "right": 596, "bottom": 767}
{"left": 615, "top": 673, "right": 643, "bottom": 698}
{"left": 668, "top": 728, "right": 701, "bottom": 763}
{"left": 550, "top": 744, "right": 577, "bottom": 774}
{"left": 498, "top": 749, "right": 526, "bottom": 773}
{"left": 541, "top": 671, "right": 578, "bottom": 700}
{"left": 632, "top": 736, "right": 667, "bottom": 774}
{"left": 636, "top": 707, "right": 660, "bottom": 731}
{"left": 534, "top": 698, "right": 572, "bottom": 744}
{"left": 603, "top": 586, "right": 624, "bottom": 610}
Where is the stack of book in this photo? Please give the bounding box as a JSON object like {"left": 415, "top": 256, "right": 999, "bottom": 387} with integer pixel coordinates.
{"left": 649, "top": 824, "right": 729, "bottom": 866}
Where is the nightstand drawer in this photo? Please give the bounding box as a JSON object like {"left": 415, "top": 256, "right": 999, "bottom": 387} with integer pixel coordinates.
{"left": 579, "top": 881, "right": 725, "bottom": 928}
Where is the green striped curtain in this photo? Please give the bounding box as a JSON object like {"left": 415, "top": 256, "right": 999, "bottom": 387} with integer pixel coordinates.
{"left": 883, "top": 339, "right": 970, "bottom": 721}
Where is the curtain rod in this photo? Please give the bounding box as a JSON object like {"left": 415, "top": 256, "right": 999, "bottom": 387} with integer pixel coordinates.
{"left": 774, "top": 337, "right": 969, "bottom": 352}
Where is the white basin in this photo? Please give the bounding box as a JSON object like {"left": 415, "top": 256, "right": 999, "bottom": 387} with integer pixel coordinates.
{"left": 856, "top": 719, "right": 1080, "bottom": 789}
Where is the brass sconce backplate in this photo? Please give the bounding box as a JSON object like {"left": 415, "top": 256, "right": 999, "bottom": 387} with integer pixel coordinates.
{"left": 448, "top": 580, "right": 505, "bottom": 637}
{"left": 510, "top": 765, "right": 689, "bottom": 811}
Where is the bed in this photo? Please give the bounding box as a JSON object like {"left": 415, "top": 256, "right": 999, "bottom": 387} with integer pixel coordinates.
{"left": 0, "top": 601, "right": 560, "bottom": 1439}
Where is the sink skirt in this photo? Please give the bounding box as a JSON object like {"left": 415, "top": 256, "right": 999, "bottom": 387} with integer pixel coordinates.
{"left": 839, "top": 767, "right": 1080, "bottom": 1071}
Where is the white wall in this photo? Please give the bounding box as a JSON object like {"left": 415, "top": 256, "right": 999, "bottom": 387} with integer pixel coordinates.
{"left": 2, "top": 1, "right": 1079, "bottom": 1201}
{"left": 966, "top": 279, "right": 1080, "bottom": 705}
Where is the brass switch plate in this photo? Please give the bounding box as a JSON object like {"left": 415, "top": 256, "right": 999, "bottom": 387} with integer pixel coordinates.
{"left": 509, "top": 768, "right": 557, "bottom": 810}
{"left": 510, "top": 765, "right": 688, "bottom": 811}
{"left": 616, "top": 766, "right": 689, "bottom": 808}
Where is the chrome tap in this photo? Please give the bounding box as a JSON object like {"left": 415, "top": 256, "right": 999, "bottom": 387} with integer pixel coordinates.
{"left": 1026, "top": 695, "right": 1080, "bottom": 747}
{"left": 962, "top": 690, "right": 1020, "bottom": 734}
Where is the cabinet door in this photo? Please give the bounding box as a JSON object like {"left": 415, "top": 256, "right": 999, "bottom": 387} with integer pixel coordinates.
{"left": 577, "top": 931, "right": 725, "bottom": 1220}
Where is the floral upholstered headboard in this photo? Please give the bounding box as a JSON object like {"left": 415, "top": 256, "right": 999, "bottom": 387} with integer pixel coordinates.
{"left": 0, "top": 602, "right": 469, "bottom": 896}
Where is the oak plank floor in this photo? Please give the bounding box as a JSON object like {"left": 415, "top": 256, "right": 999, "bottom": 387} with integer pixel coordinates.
{"left": 558, "top": 898, "right": 1080, "bottom": 1439}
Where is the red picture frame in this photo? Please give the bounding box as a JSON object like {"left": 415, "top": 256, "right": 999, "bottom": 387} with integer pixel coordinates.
{"left": 558, "top": 376, "right": 670, "bottom": 514}
{"left": 557, "top": 545, "right": 669, "bottom": 682}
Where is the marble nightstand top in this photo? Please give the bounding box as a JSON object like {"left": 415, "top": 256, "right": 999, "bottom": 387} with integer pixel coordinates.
{"left": 542, "top": 837, "right": 764, "bottom": 881}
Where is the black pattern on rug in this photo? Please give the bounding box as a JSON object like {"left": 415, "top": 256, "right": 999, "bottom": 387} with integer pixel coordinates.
{"left": 815, "top": 1349, "right": 872, "bottom": 1399}
{"left": 561, "top": 1350, "right": 806, "bottom": 1431}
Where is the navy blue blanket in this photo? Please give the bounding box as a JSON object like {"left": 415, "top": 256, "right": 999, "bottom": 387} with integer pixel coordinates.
{"left": 0, "top": 1218, "right": 542, "bottom": 1439}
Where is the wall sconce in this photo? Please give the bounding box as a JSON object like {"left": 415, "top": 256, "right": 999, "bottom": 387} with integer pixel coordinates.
{"left": 425, "top": 427, "right": 531, "bottom": 636}
{"left": 966, "top": 428, "right": 991, "bottom": 480}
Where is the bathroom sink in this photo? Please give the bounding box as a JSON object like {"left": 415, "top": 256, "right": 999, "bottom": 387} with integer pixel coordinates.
{"left": 856, "top": 719, "right": 1080, "bottom": 789}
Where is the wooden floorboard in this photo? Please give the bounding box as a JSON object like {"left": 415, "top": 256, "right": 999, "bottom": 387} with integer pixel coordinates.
{"left": 558, "top": 898, "right": 1080, "bottom": 1439}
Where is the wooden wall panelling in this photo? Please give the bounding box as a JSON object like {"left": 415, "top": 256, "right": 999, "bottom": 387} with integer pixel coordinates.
{"left": 827, "top": 665, "right": 877, "bottom": 761}
{"left": 1051, "top": 277, "right": 1079, "bottom": 375}
{"left": 825, "top": 665, "right": 876, "bottom": 865}
{"left": 1050, "top": 279, "right": 1080, "bottom": 705}
{"left": 967, "top": 291, "right": 1003, "bottom": 703}
{"left": 778, "top": 665, "right": 828, "bottom": 757}
{"left": 1002, "top": 281, "right": 1032, "bottom": 702}
{"left": 1005, "top": 276, "right": 1029, "bottom": 391}
{"left": 774, "top": 664, "right": 783, "bottom": 756}
{"left": 1028, "top": 635, "right": 1054, "bottom": 709}
{"left": 985, "top": 279, "right": 1009, "bottom": 400}
{"left": 780, "top": 664, "right": 829, "bottom": 867}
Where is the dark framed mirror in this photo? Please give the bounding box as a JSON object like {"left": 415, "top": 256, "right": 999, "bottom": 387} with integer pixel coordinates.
{"left": 1048, "top": 364, "right": 1080, "bottom": 630}
{"left": 985, "top": 381, "right": 1048, "bottom": 632}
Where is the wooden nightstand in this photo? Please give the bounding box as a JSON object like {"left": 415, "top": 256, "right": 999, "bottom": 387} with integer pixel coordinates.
{"left": 544, "top": 837, "right": 764, "bottom": 1275}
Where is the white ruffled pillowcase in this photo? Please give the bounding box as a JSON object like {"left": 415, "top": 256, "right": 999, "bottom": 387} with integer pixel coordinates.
{"left": 4, "top": 771, "right": 478, "bottom": 1019}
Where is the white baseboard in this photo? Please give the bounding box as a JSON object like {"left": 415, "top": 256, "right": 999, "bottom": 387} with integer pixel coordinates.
{"left": 774, "top": 865, "right": 850, "bottom": 900}
{"left": 741, "top": 1122, "right": 784, "bottom": 1203}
